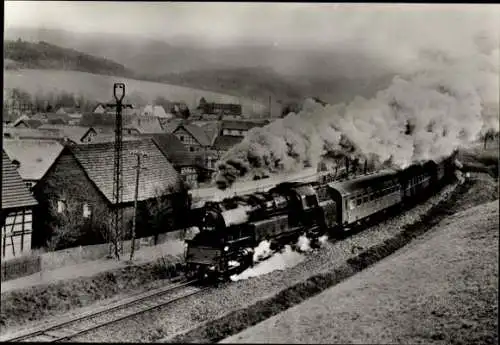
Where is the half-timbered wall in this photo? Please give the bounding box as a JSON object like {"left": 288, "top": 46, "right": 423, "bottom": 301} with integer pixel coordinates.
{"left": 174, "top": 128, "right": 203, "bottom": 152}
{"left": 181, "top": 167, "right": 199, "bottom": 188}
{"left": 1, "top": 208, "right": 33, "bottom": 259}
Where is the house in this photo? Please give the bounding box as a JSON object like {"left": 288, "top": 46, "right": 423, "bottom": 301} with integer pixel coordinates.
{"left": 145, "top": 133, "right": 202, "bottom": 189}
{"left": 32, "top": 139, "right": 186, "bottom": 248}
{"left": 32, "top": 112, "right": 73, "bottom": 125}
{"left": 2, "top": 139, "right": 65, "bottom": 190}
{"left": 1, "top": 151, "right": 39, "bottom": 259}
{"left": 213, "top": 135, "right": 244, "bottom": 158}
{"left": 123, "top": 116, "right": 165, "bottom": 135}
{"left": 3, "top": 127, "right": 65, "bottom": 141}
{"left": 141, "top": 105, "right": 171, "bottom": 118}
{"left": 220, "top": 119, "right": 268, "bottom": 137}
{"left": 37, "top": 124, "right": 98, "bottom": 144}
{"left": 173, "top": 123, "right": 212, "bottom": 152}
{"left": 54, "top": 107, "right": 83, "bottom": 124}
{"left": 85, "top": 134, "right": 141, "bottom": 144}
{"left": 12, "top": 116, "right": 44, "bottom": 129}
{"left": 92, "top": 102, "right": 138, "bottom": 116}
{"left": 159, "top": 118, "right": 183, "bottom": 133}
{"left": 167, "top": 102, "right": 190, "bottom": 119}
{"left": 197, "top": 98, "right": 242, "bottom": 117}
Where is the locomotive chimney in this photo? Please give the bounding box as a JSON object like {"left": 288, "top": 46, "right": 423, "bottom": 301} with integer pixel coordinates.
{"left": 364, "top": 160, "right": 368, "bottom": 174}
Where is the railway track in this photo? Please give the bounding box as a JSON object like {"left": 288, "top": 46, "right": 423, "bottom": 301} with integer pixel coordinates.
{"left": 4, "top": 279, "right": 207, "bottom": 342}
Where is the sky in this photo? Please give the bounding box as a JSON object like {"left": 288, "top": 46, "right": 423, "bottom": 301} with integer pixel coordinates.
{"left": 4, "top": 2, "right": 499, "bottom": 78}
{"left": 5, "top": 2, "right": 499, "bottom": 49}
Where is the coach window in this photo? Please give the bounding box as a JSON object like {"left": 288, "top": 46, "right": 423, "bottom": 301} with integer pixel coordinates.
{"left": 356, "top": 198, "right": 362, "bottom": 206}
{"left": 363, "top": 196, "right": 369, "bottom": 203}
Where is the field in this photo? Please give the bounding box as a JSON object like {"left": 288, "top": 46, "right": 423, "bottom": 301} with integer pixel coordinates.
{"left": 3, "top": 69, "right": 267, "bottom": 115}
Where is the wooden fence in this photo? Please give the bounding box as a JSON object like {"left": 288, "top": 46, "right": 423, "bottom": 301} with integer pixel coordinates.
{"left": 1, "top": 254, "right": 42, "bottom": 282}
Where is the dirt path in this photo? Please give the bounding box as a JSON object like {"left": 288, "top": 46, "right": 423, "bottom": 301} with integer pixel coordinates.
{"left": 223, "top": 200, "right": 499, "bottom": 344}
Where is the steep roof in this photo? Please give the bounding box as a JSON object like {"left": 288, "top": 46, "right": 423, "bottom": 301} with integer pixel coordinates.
{"left": 221, "top": 119, "right": 268, "bottom": 131}
{"left": 69, "top": 139, "right": 183, "bottom": 204}
{"left": 38, "top": 124, "right": 94, "bottom": 143}
{"left": 3, "top": 127, "right": 64, "bottom": 140}
{"left": 2, "top": 151, "right": 38, "bottom": 210}
{"left": 160, "top": 118, "right": 183, "bottom": 133}
{"left": 213, "top": 135, "right": 244, "bottom": 151}
{"left": 2, "top": 139, "right": 65, "bottom": 181}
{"left": 141, "top": 105, "right": 171, "bottom": 118}
{"left": 128, "top": 117, "right": 165, "bottom": 134}
{"left": 24, "top": 119, "right": 44, "bottom": 128}
{"left": 174, "top": 124, "right": 211, "bottom": 146}
{"left": 197, "top": 121, "right": 221, "bottom": 146}
{"left": 84, "top": 134, "right": 141, "bottom": 144}
{"left": 146, "top": 133, "right": 198, "bottom": 168}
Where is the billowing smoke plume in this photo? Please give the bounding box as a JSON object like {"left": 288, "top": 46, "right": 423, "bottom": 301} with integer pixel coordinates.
{"left": 216, "top": 33, "right": 499, "bottom": 188}
{"left": 318, "top": 235, "right": 329, "bottom": 247}
{"left": 296, "top": 234, "right": 312, "bottom": 252}
{"left": 231, "top": 245, "right": 305, "bottom": 282}
{"left": 252, "top": 240, "right": 273, "bottom": 262}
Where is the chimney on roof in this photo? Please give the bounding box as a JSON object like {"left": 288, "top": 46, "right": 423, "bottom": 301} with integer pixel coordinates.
{"left": 11, "top": 159, "right": 20, "bottom": 169}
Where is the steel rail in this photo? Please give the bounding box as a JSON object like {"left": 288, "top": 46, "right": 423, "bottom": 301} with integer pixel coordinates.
{"left": 4, "top": 279, "right": 207, "bottom": 342}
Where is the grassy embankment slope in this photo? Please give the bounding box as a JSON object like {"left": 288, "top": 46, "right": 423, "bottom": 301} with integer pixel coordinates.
{"left": 224, "top": 198, "right": 498, "bottom": 344}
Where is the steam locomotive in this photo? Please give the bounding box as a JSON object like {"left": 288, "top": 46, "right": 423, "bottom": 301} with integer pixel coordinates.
{"left": 185, "top": 152, "right": 459, "bottom": 281}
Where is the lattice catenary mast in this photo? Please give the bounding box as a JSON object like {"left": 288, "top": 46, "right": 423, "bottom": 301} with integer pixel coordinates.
{"left": 107, "top": 83, "right": 132, "bottom": 258}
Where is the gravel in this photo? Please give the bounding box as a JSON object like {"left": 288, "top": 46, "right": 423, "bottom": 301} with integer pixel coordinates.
{"left": 70, "top": 178, "right": 479, "bottom": 343}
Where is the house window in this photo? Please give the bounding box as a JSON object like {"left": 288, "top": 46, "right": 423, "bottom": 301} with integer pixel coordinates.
{"left": 180, "top": 136, "right": 184, "bottom": 142}
{"left": 83, "top": 203, "right": 91, "bottom": 218}
{"left": 190, "top": 146, "right": 195, "bottom": 152}
{"left": 57, "top": 200, "right": 66, "bottom": 213}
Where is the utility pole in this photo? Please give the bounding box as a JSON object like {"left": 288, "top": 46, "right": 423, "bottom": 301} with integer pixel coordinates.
{"left": 107, "top": 83, "right": 132, "bottom": 259}
{"left": 129, "top": 150, "right": 148, "bottom": 261}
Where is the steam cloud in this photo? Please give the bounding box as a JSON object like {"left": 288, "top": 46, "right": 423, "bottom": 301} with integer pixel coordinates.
{"left": 231, "top": 245, "right": 305, "bottom": 282}
{"left": 296, "top": 234, "right": 312, "bottom": 252}
{"left": 216, "top": 32, "right": 499, "bottom": 188}
{"left": 252, "top": 240, "right": 273, "bottom": 262}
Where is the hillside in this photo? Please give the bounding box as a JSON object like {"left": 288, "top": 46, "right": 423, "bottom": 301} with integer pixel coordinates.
{"left": 3, "top": 69, "right": 267, "bottom": 116}
{"left": 159, "top": 67, "right": 396, "bottom": 116}
{"left": 4, "top": 40, "right": 133, "bottom": 77}
{"left": 5, "top": 27, "right": 396, "bottom": 79}
{"left": 5, "top": 28, "right": 398, "bottom": 113}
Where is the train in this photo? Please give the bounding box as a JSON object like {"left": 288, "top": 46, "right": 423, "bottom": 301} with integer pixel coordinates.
{"left": 184, "top": 152, "right": 460, "bottom": 282}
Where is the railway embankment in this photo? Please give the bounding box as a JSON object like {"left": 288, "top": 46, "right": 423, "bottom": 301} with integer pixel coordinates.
{"left": 164, "top": 174, "right": 497, "bottom": 343}
{"left": 0, "top": 253, "right": 184, "bottom": 335}
{"left": 223, "top": 199, "right": 498, "bottom": 344}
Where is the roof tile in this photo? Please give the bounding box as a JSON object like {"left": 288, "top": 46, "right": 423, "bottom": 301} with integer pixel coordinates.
{"left": 69, "top": 139, "right": 183, "bottom": 204}
{"left": 2, "top": 151, "right": 38, "bottom": 210}
{"left": 2, "top": 139, "right": 65, "bottom": 181}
